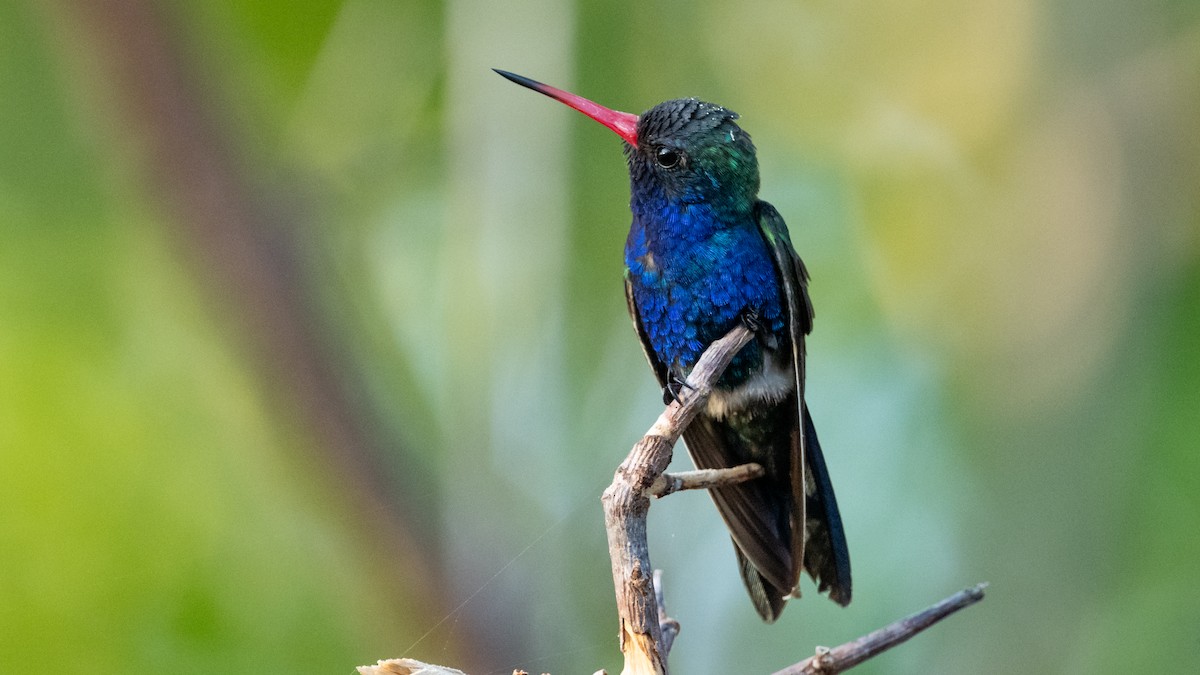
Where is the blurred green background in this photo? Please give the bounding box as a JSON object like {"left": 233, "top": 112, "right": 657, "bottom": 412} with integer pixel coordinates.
{"left": 3, "top": 0, "right": 1198, "bottom": 673}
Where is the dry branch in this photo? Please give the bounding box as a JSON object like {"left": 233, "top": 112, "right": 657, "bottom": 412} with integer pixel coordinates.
{"left": 359, "top": 324, "right": 988, "bottom": 674}
{"left": 648, "top": 463, "right": 765, "bottom": 498}
{"left": 600, "top": 324, "right": 755, "bottom": 675}
{"left": 357, "top": 658, "right": 466, "bottom": 675}
{"left": 772, "top": 583, "right": 988, "bottom": 674}
{"left": 653, "top": 570, "right": 681, "bottom": 659}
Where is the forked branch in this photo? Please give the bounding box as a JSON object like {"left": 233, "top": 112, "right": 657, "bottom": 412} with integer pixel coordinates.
{"left": 771, "top": 583, "right": 988, "bottom": 674}
{"left": 599, "top": 324, "right": 755, "bottom": 675}
{"left": 360, "top": 324, "right": 987, "bottom": 674}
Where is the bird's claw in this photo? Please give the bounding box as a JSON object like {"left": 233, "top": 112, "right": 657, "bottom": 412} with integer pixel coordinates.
{"left": 662, "top": 373, "right": 695, "bottom": 405}
{"left": 741, "top": 306, "right": 763, "bottom": 333}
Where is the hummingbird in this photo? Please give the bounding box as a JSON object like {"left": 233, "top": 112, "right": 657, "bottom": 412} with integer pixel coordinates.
{"left": 495, "top": 69, "right": 851, "bottom": 622}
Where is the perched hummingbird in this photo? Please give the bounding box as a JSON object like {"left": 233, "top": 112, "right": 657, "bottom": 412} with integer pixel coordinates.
{"left": 495, "top": 69, "right": 851, "bottom": 622}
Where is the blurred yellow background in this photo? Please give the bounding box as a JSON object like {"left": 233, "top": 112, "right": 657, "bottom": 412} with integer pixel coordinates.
{"left": 2, "top": 0, "right": 1197, "bottom": 673}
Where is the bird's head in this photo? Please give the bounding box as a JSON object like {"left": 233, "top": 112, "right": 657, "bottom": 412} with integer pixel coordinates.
{"left": 628, "top": 97, "right": 759, "bottom": 211}
{"left": 495, "top": 70, "right": 760, "bottom": 213}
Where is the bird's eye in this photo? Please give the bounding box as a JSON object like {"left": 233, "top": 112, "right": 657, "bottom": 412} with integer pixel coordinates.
{"left": 655, "top": 146, "right": 682, "bottom": 168}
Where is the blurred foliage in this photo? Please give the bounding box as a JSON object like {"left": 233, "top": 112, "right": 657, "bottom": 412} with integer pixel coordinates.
{"left": 2, "top": 0, "right": 1198, "bottom": 673}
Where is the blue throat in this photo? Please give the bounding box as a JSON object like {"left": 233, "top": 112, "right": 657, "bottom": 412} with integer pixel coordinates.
{"left": 624, "top": 187, "right": 785, "bottom": 388}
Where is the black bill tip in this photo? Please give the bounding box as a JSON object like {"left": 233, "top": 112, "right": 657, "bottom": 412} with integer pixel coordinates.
{"left": 493, "top": 69, "right": 545, "bottom": 93}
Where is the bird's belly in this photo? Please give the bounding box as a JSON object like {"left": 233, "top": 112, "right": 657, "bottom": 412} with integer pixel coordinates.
{"left": 706, "top": 349, "right": 795, "bottom": 419}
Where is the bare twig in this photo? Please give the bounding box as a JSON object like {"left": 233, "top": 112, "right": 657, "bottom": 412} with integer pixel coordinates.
{"left": 357, "top": 658, "right": 466, "bottom": 675}
{"left": 600, "top": 324, "right": 755, "bottom": 675}
{"left": 771, "top": 583, "right": 989, "bottom": 675}
{"left": 647, "top": 463, "right": 765, "bottom": 498}
{"left": 653, "top": 570, "right": 681, "bottom": 659}
{"left": 357, "top": 322, "right": 988, "bottom": 675}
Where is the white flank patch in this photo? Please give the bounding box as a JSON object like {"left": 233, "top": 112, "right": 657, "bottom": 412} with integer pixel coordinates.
{"left": 704, "top": 354, "right": 795, "bottom": 419}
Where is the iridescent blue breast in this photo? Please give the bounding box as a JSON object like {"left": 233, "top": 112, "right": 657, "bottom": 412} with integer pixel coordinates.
{"left": 625, "top": 204, "right": 785, "bottom": 388}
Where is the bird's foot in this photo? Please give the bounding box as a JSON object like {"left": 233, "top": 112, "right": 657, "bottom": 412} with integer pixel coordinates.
{"left": 740, "top": 306, "right": 763, "bottom": 333}
{"left": 662, "top": 372, "right": 695, "bottom": 405}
